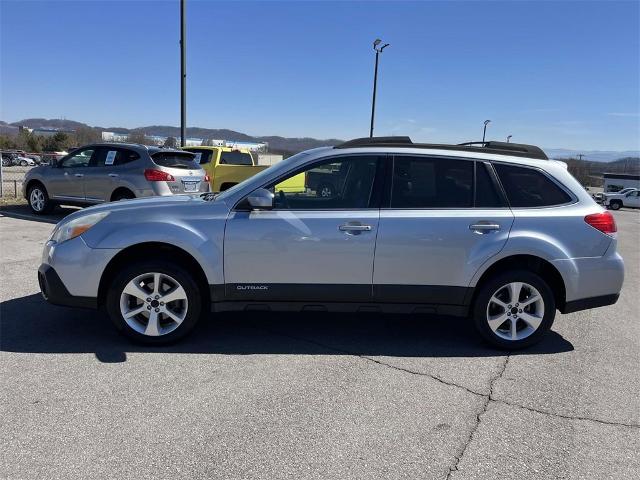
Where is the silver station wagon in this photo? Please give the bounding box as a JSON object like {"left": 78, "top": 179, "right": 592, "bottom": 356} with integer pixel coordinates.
{"left": 23, "top": 143, "right": 209, "bottom": 213}
{"left": 37, "top": 137, "right": 624, "bottom": 349}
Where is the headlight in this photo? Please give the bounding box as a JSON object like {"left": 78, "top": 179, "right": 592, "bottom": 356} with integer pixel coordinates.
{"left": 50, "top": 211, "right": 110, "bottom": 244}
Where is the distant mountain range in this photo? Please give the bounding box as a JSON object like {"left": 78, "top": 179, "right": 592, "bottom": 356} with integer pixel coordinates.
{"left": 2, "top": 118, "right": 638, "bottom": 162}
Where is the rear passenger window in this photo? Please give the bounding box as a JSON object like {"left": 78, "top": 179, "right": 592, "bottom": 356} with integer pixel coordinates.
{"left": 494, "top": 164, "right": 572, "bottom": 207}
{"left": 391, "top": 156, "right": 473, "bottom": 208}
{"left": 475, "top": 163, "right": 504, "bottom": 208}
{"left": 104, "top": 149, "right": 140, "bottom": 166}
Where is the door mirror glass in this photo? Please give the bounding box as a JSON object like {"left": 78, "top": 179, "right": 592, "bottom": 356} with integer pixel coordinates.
{"left": 247, "top": 188, "right": 274, "bottom": 209}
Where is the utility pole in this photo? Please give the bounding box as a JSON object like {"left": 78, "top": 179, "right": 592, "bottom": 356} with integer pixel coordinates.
{"left": 180, "top": 0, "right": 187, "bottom": 147}
{"left": 506, "top": 135, "right": 512, "bottom": 143}
{"left": 370, "top": 39, "right": 389, "bottom": 138}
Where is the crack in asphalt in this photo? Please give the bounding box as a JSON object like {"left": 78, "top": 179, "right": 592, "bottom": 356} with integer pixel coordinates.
{"left": 446, "top": 356, "right": 510, "bottom": 480}
{"left": 261, "top": 327, "right": 640, "bottom": 433}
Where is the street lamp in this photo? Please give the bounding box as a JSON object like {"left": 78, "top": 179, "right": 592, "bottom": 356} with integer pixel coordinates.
{"left": 370, "top": 38, "right": 390, "bottom": 138}
{"left": 482, "top": 120, "right": 491, "bottom": 143}
{"left": 506, "top": 135, "right": 512, "bottom": 143}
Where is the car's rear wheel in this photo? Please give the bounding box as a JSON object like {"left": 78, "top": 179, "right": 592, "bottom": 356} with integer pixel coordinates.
{"left": 106, "top": 261, "right": 203, "bottom": 344}
{"left": 609, "top": 200, "right": 622, "bottom": 210}
{"left": 28, "top": 184, "right": 53, "bottom": 214}
{"left": 20, "top": 160, "right": 28, "bottom": 167}
{"left": 111, "top": 189, "right": 135, "bottom": 201}
{"left": 473, "top": 270, "right": 555, "bottom": 350}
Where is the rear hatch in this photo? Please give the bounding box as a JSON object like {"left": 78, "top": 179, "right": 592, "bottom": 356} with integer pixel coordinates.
{"left": 151, "top": 151, "right": 208, "bottom": 193}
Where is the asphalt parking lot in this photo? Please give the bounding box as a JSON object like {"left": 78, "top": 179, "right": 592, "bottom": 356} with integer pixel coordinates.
{"left": 1, "top": 207, "right": 638, "bottom": 479}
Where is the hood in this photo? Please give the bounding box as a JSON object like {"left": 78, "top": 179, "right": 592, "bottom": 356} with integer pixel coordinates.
{"left": 62, "top": 194, "right": 210, "bottom": 222}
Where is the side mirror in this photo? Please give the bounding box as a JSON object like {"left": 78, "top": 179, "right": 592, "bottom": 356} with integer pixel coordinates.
{"left": 246, "top": 188, "right": 274, "bottom": 209}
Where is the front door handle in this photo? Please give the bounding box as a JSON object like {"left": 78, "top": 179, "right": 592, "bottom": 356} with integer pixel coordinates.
{"left": 74, "top": 173, "right": 84, "bottom": 178}
{"left": 339, "top": 223, "right": 373, "bottom": 235}
{"left": 469, "top": 222, "right": 501, "bottom": 233}
{"left": 108, "top": 173, "right": 119, "bottom": 177}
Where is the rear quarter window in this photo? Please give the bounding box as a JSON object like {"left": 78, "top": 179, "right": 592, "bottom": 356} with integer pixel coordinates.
{"left": 152, "top": 152, "right": 199, "bottom": 170}
{"left": 494, "top": 164, "right": 572, "bottom": 207}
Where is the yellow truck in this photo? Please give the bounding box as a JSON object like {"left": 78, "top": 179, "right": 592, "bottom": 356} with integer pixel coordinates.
{"left": 183, "top": 146, "right": 304, "bottom": 193}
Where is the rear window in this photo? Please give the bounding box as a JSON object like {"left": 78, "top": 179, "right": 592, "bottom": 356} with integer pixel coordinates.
{"left": 494, "top": 164, "right": 572, "bottom": 207}
{"left": 151, "top": 152, "right": 199, "bottom": 170}
{"left": 219, "top": 151, "right": 253, "bottom": 166}
{"left": 183, "top": 149, "right": 214, "bottom": 165}
{"left": 390, "top": 156, "right": 473, "bottom": 208}
{"left": 102, "top": 148, "right": 140, "bottom": 166}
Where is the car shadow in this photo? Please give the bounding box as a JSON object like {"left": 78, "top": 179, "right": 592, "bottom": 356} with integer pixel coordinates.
{"left": 0, "top": 204, "right": 79, "bottom": 224}
{"left": 0, "top": 293, "right": 574, "bottom": 363}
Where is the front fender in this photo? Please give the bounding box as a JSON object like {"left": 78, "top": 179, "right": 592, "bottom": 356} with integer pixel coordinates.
{"left": 82, "top": 218, "right": 224, "bottom": 285}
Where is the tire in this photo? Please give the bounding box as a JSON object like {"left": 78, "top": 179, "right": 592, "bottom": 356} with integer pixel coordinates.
{"left": 1, "top": 159, "right": 9, "bottom": 167}
{"left": 472, "top": 269, "right": 555, "bottom": 350}
{"left": 20, "top": 160, "right": 28, "bottom": 167}
{"left": 106, "top": 260, "right": 203, "bottom": 345}
{"left": 609, "top": 201, "right": 622, "bottom": 211}
{"left": 28, "top": 183, "right": 54, "bottom": 214}
{"left": 316, "top": 182, "right": 334, "bottom": 198}
{"left": 111, "top": 190, "right": 135, "bottom": 201}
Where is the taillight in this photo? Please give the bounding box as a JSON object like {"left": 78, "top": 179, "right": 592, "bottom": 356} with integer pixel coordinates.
{"left": 204, "top": 174, "right": 211, "bottom": 183}
{"left": 144, "top": 169, "right": 175, "bottom": 182}
{"left": 584, "top": 211, "right": 617, "bottom": 235}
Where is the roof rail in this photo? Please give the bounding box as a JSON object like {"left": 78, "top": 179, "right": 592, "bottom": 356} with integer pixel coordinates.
{"left": 335, "top": 137, "right": 548, "bottom": 160}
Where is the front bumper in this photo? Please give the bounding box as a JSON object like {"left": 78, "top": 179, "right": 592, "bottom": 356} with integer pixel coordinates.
{"left": 38, "top": 264, "right": 97, "bottom": 309}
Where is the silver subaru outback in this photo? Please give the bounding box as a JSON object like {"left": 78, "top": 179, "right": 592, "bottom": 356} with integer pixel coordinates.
{"left": 37, "top": 137, "right": 624, "bottom": 349}
{"left": 23, "top": 143, "right": 209, "bottom": 214}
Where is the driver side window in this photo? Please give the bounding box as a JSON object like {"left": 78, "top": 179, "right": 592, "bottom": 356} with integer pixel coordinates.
{"left": 60, "top": 149, "right": 94, "bottom": 168}
{"left": 269, "top": 156, "right": 378, "bottom": 210}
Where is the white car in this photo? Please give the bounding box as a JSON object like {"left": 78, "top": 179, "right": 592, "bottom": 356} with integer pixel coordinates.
{"left": 604, "top": 189, "right": 640, "bottom": 210}
{"left": 15, "top": 156, "right": 36, "bottom": 167}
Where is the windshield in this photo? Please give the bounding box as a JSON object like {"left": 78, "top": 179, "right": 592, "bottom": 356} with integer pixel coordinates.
{"left": 215, "top": 151, "right": 312, "bottom": 201}
{"left": 152, "top": 152, "right": 199, "bottom": 170}
{"left": 219, "top": 151, "right": 253, "bottom": 165}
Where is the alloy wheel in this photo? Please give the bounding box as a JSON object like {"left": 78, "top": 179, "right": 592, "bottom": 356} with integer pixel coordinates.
{"left": 486, "top": 282, "right": 545, "bottom": 341}
{"left": 119, "top": 272, "right": 188, "bottom": 337}
{"left": 30, "top": 188, "right": 45, "bottom": 212}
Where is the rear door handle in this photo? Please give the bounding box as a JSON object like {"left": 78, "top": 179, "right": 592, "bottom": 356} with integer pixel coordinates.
{"left": 469, "top": 222, "right": 501, "bottom": 233}
{"left": 108, "top": 173, "right": 119, "bottom": 177}
{"left": 74, "top": 173, "right": 84, "bottom": 178}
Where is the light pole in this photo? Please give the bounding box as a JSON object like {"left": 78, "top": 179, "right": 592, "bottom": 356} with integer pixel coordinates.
{"left": 180, "top": 0, "right": 187, "bottom": 147}
{"left": 369, "top": 38, "right": 389, "bottom": 138}
{"left": 506, "top": 135, "right": 512, "bottom": 143}
{"left": 482, "top": 119, "right": 491, "bottom": 143}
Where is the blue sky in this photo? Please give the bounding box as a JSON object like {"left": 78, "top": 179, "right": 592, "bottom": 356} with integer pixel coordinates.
{"left": 1, "top": 0, "right": 639, "bottom": 150}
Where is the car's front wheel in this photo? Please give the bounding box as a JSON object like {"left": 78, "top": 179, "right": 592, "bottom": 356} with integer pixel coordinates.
{"left": 106, "top": 261, "right": 203, "bottom": 344}
{"left": 473, "top": 270, "right": 555, "bottom": 350}
{"left": 609, "top": 201, "right": 622, "bottom": 210}
{"left": 28, "top": 183, "right": 53, "bottom": 214}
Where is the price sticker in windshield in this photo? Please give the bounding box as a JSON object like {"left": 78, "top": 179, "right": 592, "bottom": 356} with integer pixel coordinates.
{"left": 194, "top": 152, "right": 202, "bottom": 164}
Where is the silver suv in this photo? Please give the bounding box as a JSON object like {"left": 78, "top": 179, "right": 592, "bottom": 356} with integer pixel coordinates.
{"left": 37, "top": 137, "right": 624, "bottom": 349}
{"left": 23, "top": 143, "right": 209, "bottom": 214}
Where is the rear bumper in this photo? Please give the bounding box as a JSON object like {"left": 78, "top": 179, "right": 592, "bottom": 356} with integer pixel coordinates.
{"left": 38, "top": 264, "right": 97, "bottom": 309}
{"left": 560, "top": 293, "right": 619, "bottom": 314}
